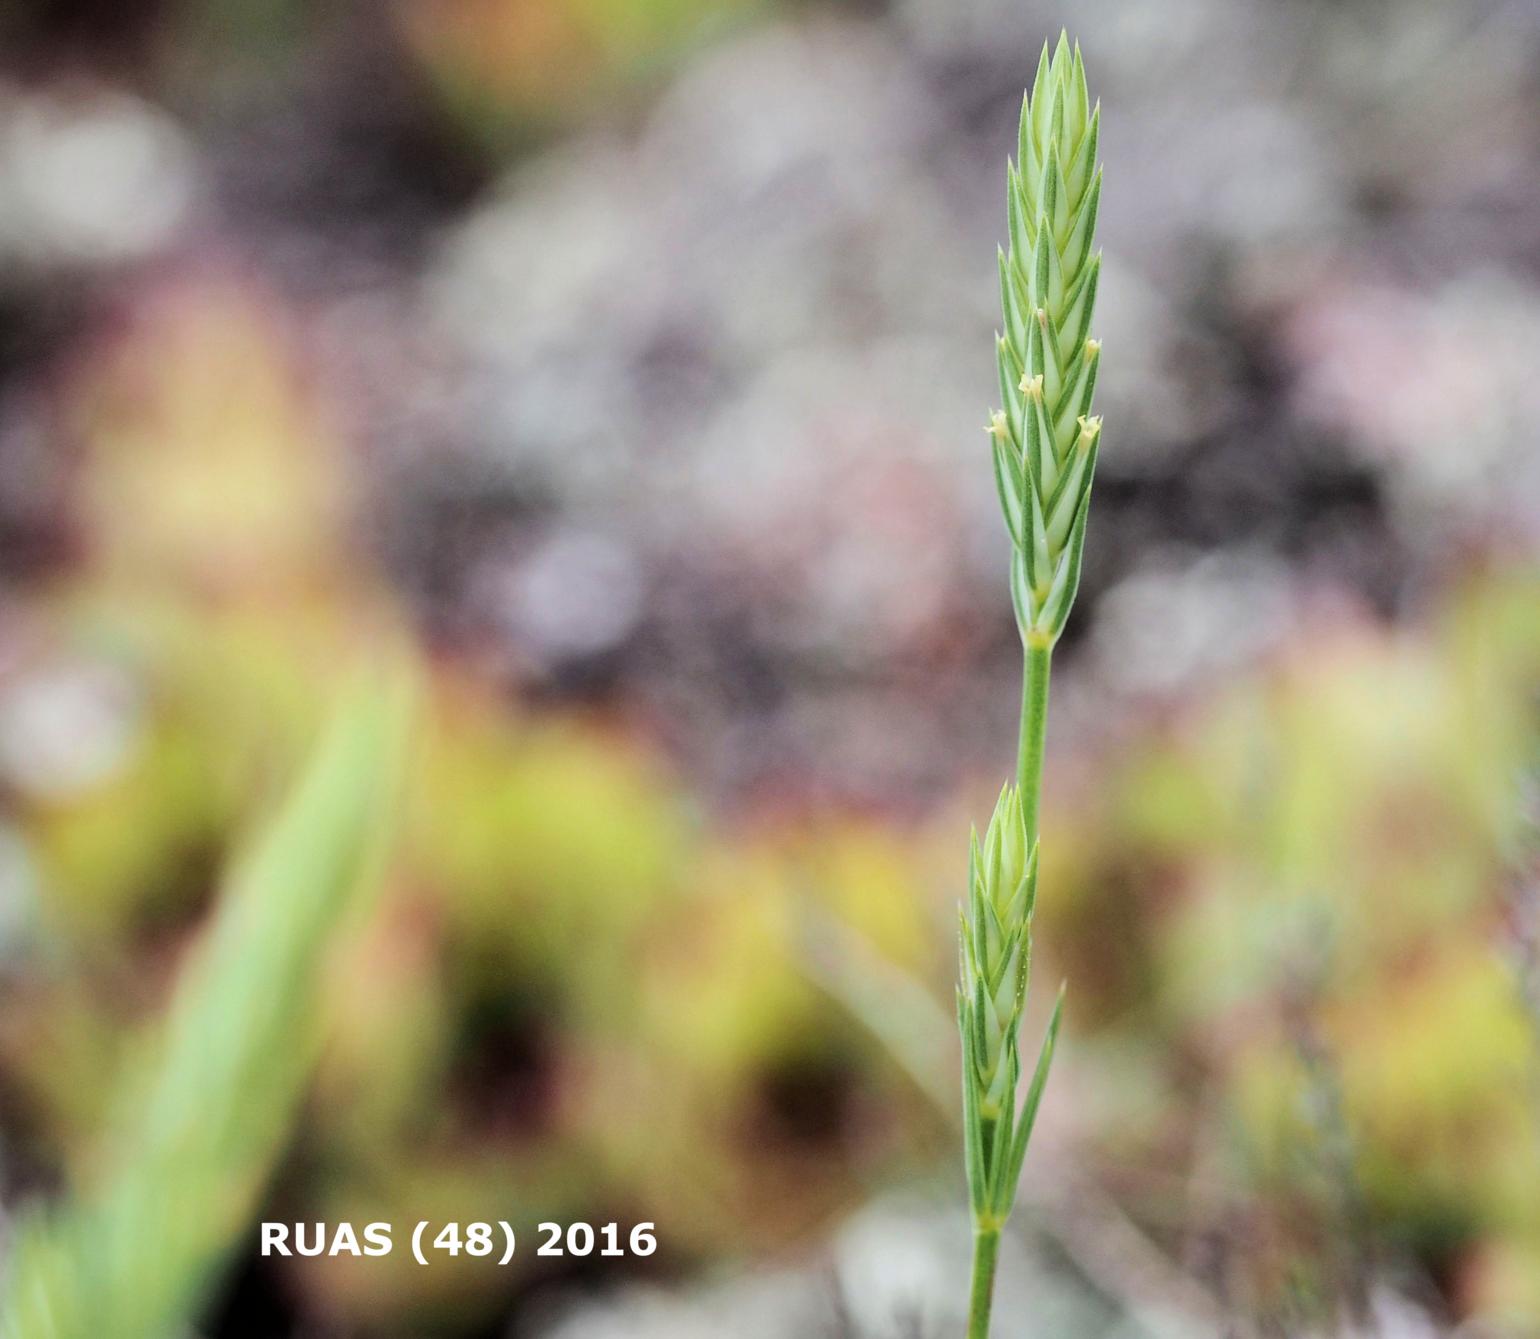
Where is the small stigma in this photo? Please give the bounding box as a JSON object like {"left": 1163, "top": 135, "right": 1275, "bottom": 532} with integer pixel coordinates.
{"left": 986, "top": 411, "right": 1009, "bottom": 440}
{"left": 1018, "top": 373, "right": 1044, "bottom": 401}
{"left": 1076, "top": 414, "right": 1103, "bottom": 449}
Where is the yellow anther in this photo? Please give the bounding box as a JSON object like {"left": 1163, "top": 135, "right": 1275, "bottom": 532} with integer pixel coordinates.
{"left": 1018, "top": 373, "right": 1044, "bottom": 400}
{"left": 986, "top": 411, "right": 1010, "bottom": 440}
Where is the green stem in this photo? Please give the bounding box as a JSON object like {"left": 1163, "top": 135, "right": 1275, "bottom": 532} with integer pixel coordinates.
{"left": 1016, "top": 640, "right": 1053, "bottom": 840}
{"left": 966, "top": 1227, "right": 1001, "bottom": 1339}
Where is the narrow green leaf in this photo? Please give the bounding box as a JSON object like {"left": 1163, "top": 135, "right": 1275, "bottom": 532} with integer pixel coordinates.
{"left": 0, "top": 672, "right": 414, "bottom": 1339}
{"left": 996, "top": 986, "right": 1065, "bottom": 1219}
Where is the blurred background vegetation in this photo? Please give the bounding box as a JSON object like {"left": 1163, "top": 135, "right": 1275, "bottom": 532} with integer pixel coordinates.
{"left": 0, "top": 0, "right": 1537, "bottom": 1335}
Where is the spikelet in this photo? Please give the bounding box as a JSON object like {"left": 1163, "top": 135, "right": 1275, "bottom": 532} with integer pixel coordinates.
{"left": 988, "top": 33, "right": 1103, "bottom": 646}
{"left": 957, "top": 785, "right": 1062, "bottom": 1228}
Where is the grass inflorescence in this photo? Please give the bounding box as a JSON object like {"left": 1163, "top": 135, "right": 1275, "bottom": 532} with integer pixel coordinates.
{"left": 959, "top": 31, "right": 1103, "bottom": 1339}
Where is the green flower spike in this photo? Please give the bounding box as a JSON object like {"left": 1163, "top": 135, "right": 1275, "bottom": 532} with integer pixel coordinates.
{"left": 960, "top": 31, "right": 1100, "bottom": 1339}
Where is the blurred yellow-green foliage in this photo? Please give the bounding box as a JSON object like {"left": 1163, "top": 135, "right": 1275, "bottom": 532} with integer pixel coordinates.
{"left": 397, "top": 0, "right": 767, "bottom": 145}
{"left": 0, "top": 279, "right": 954, "bottom": 1331}
{"left": 1, "top": 2, "right": 1539, "bottom": 1333}
{"left": 2, "top": 270, "right": 1537, "bottom": 1334}
{"left": 2, "top": 668, "right": 411, "bottom": 1339}
{"left": 1041, "top": 568, "right": 1540, "bottom": 1324}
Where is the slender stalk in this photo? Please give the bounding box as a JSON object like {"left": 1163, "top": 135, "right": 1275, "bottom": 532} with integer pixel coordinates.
{"left": 967, "top": 1227, "right": 1002, "bottom": 1339}
{"left": 1016, "top": 641, "right": 1052, "bottom": 835}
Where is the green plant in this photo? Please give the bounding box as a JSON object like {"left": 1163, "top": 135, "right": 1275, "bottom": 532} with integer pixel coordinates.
{"left": 0, "top": 672, "right": 411, "bottom": 1339}
{"left": 958, "top": 32, "right": 1102, "bottom": 1338}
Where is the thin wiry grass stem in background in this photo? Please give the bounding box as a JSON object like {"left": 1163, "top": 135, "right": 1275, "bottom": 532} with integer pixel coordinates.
{"left": 1502, "top": 759, "right": 1540, "bottom": 1265}
{"left": 0, "top": 671, "right": 412, "bottom": 1339}
{"left": 799, "top": 900, "right": 957, "bottom": 1112}
{"left": 958, "top": 32, "right": 1103, "bottom": 1339}
{"left": 1282, "top": 935, "right": 1375, "bottom": 1330}
{"left": 1507, "top": 765, "right": 1540, "bottom": 1048}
